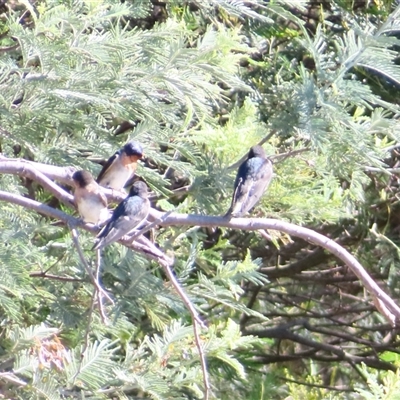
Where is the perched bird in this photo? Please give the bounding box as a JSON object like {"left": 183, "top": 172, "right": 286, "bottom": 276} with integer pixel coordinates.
{"left": 96, "top": 141, "right": 144, "bottom": 190}
{"left": 72, "top": 170, "right": 110, "bottom": 225}
{"left": 93, "top": 181, "right": 150, "bottom": 250}
{"left": 225, "top": 145, "right": 273, "bottom": 218}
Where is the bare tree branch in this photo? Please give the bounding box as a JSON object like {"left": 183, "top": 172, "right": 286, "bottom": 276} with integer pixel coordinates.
{"left": 0, "top": 160, "right": 74, "bottom": 207}
{"left": 70, "top": 227, "right": 114, "bottom": 308}
{"left": 249, "top": 324, "right": 396, "bottom": 371}
{"left": 0, "top": 157, "right": 399, "bottom": 325}
{"left": 0, "top": 372, "right": 27, "bottom": 387}
{"left": 2, "top": 156, "right": 400, "bottom": 396}
{"left": 151, "top": 211, "right": 400, "bottom": 326}
{"left": 29, "top": 272, "right": 84, "bottom": 282}
{"left": 0, "top": 189, "right": 76, "bottom": 222}
{"left": 0, "top": 187, "right": 210, "bottom": 395}
{"left": 0, "top": 182, "right": 399, "bottom": 326}
{"left": 0, "top": 155, "right": 76, "bottom": 185}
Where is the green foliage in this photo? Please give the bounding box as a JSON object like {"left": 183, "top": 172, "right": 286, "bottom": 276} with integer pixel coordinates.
{"left": 4, "top": 319, "right": 263, "bottom": 399}
{"left": 245, "top": 4, "right": 400, "bottom": 207}
{"left": 355, "top": 364, "right": 400, "bottom": 400}
{"left": 1, "top": 0, "right": 248, "bottom": 176}
{"left": 283, "top": 364, "right": 360, "bottom": 400}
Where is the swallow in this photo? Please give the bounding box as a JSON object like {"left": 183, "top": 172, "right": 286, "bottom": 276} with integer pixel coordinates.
{"left": 93, "top": 181, "right": 150, "bottom": 250}
{"left": 72, "top": 170, "right": 110, "bottom": 225}
{"left": 225, "top": 145, "right": 273, "bottom": 218}
{"left": 96, "top": 141, "right": 144, "bottom": 190}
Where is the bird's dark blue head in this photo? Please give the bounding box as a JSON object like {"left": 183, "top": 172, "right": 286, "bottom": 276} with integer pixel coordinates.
{"left": 123, "top": 141, "right": 144, "bottom": 158}
{"left": 129, "top": 181, "right": 148, "bottom": 197}
{"left": 72, "top": 170, "right": 95, "bottom": 187}
{"left": 248, "top": 145, "right": 266, "bottom": 159}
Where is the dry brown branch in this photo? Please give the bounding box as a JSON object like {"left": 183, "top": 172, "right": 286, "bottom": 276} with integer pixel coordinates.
{"left": 249, "top": 323, "right": 396, "bottom": 371}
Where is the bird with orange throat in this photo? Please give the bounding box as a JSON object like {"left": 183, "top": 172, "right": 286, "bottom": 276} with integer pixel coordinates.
{"left": 97, "top": 141, "right": 144, "bottom": 190}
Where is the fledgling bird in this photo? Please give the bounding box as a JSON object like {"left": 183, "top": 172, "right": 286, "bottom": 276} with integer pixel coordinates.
{"left": 72, "top": 170, "right": 110, "bottom": 225}
{"left": 96, "top": 141, "right": 144, "bottom": 190}
{"left": 225, "top": 145, "right": 273, "bottom": 219}
{"left": 93, "top": 181, "right": 150, "bottom": 250}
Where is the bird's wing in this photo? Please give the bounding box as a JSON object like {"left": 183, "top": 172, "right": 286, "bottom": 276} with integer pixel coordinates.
{"left": 95, "top": 216, "right": 135, "bottom": 249}
{"left": 86, "top": 183, "right": 108, "bottom": 208}
{"left": 228, "top": 159, "right": 254, "bottom": 216}
{"left": 230, "top": 158, "right": 273, "bottom": 216}
{"left": 96, "top": 151, "right": 119, "bottom": 184}
{"left": 240, "top": 159, "right": 273, "bottom": 213}
{"left": 230, "top": 178, "right": 251, "bottom": 216}
{"left": 94, "top": 197, "right": 149, "bottom": 249}
{"left": 96, "top": 217, "right": 114, "bottom": 240}
{"left": 226, "top": 176, "right": 244, "bottom": 216}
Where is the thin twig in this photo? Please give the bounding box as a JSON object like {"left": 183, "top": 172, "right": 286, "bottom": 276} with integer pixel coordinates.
{"left": 258, "top": 229, "right": 272, "bottom": 241}
{"left": 228, "top": 131, "right": 276, "bottom": 170}
{"left": 270, "top": 147, "right": 310, "bottom": 163}
{"left": 150, "top": 184, "right": 192, "bottom": 201}
{"left": 29, "top": 271, "right": 84, "bottom": 282}
{"left": 95, "top": 248, "right": 108, "bottom": 324}
{"left": 42, "top": 255, "right": 65, "bottom": 275}
{"left": 163, "top": 150, "right": 180, "bottom": 179}
{"left": 153, "top": 246, "right": 205, "bottom": 329}
{"left": 72, "top": 285, "right": 97, "bottom": 382}
{"left": 193, "top": 319, "right": 211, "bottom": 400}
{"left": 127, "top": 208, "right": 177, "bottom": 243}
{"left": 0, "top": 44, "right": 19, "bottom": 53}
{"left": 146, "top": 239, "right": 209, "bottom": 399}
{"left": 69, "top": 226, "right": 114, "bottom": 306}
{"left": 136, "top": 237, "right": 206, "bottom": 320}
{"left": 0, "top": 372, "right": 27, "bottom": 387}
{"left": 70, "top": 236, "right": 108, "bottom": 380}
{"left": 275, "top": 375, "right": 354, "bottom": 393}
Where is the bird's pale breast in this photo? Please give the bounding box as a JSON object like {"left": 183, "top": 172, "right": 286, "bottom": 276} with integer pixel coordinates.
{"left": 76, "top": 192, "right": 109, "bottom": 224}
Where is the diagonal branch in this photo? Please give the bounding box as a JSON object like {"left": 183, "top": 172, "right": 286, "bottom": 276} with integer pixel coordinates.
{"left": 0, "top": 187, "right": 399, "bottom": 326}
{"left": 150, "top": 210, "right": 400, "bottom": 326}
{"left": 0, "top": 156, "right": 126, "bottom": 203}
{"left": 0, "top": 160, "right": 75, "bottom": 207}
{"left": 249, "top": 323, "right": 396, "bottom": 371}
{"left": 0, "top": 155, "right": 399, "bottom": 325}
{"left": 0, "top": 190, "right": 171, "bottom": 264}
{"left": 0, "top": 155, "right": 76, "bottom": 185}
